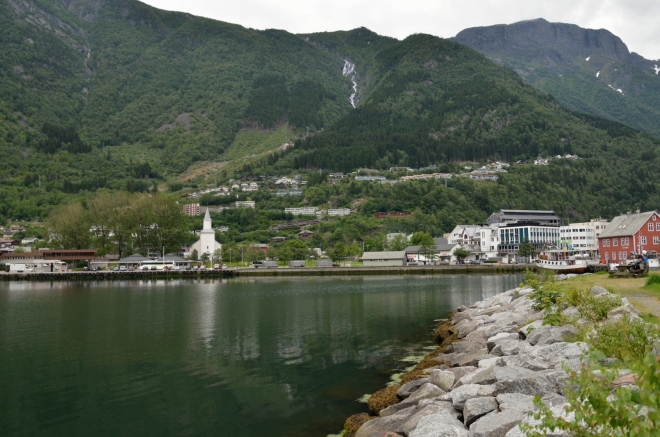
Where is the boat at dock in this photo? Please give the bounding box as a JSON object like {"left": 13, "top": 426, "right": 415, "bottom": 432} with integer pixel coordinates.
{"left": 537, "top": 250, "right": 601, "bottom": 274}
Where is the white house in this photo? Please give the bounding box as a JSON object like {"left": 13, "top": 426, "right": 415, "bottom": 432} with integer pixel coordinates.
{"left": 188, "top": 209, "right": 222, "bottom": 259}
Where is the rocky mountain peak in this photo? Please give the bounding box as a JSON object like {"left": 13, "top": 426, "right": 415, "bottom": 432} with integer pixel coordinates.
{"left": 452, "top": 18, "right": 631, "bottom": 62}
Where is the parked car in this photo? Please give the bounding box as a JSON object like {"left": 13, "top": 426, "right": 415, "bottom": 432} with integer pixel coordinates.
{"left": 119, "top": 265, "right": 126, "bottom": 271}
{"left": 213, "top": 264, "right": 220, "bottom": 269}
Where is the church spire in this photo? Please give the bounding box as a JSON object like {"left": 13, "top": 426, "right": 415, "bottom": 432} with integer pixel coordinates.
{"left": 203, "top": 208, "right": 212, "bottom": 231}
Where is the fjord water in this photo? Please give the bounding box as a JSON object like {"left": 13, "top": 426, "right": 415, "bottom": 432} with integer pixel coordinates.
{"left": 0, "top": 275, "right": 521, "bottom": 437}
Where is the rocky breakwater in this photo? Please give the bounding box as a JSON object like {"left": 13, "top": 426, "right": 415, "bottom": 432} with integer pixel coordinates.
{"left": 346, "top": 283, "right": 643, "bottom": 437}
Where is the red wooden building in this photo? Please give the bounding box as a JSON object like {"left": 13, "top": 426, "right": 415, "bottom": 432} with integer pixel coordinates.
{"left": 597, "top": 210, "right": 660, "bottom": 263}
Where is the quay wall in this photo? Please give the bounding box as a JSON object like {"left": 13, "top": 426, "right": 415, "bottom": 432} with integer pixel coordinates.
{"left": 0, "top": 265, "right": 532, "bottom": 281}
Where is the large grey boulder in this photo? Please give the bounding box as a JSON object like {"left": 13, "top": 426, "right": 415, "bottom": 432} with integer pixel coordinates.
{"left": 487, "top": 333, "right": 519, "bottom": 351}
{"left": 498, "top": 340, "right": 532, "bottom": 356}
{"left": 452, "top": 341, "right": 488, "bottom": 354}
{"left": 380, "top": 383, "right": 445, "bottom": 416}
{"left": 518, "top": 320, "right": 543, "bottom": 339}
{"left": 607, "top": 303, "right": 641, "bottom": 321}
{"left": 446, "top": 366, "right": 477, "bottom": 381}
{"left": 455, "top": 318, "right": 485, "bottom": 339}
{"left": 526, "top": 325, "right": 577, "bottom": 346}
{"left": 398, "top": 378, "right": 430, "bottom": 399}
{"left": 450, "top": 384, "right": 496, "bottom": 410}
{"left": 541, "top": 393, "right": 567, "bottom": 408}
{"left": 590, "top": 286, "right": 608, "bottom": 296}
{"left": 400, "top": 402, "right": 460, "bottom": 435}
{"left": 469, "top": 409, "right": 526, "bottom": 437}
{"left": 506, "top": 342, "right": 586, "bottom": 371}
{"left": 478, "top": 356, "right": 504, "bottom": 368}
{"left": 496, "top": 393, "right": 536, "bottom": 413}
{"left": 495, "top": 369, "right": 569, "bottom": 396}
{"left": 450, "top": 350, "right": 495, "bottom": 367}
{"left": 504, "top": 402, "right": 573, "bottom": 437}
{"left": 409, "top": 411, "right": 468, "bottom": 437}
{"left": 469, "top": 366, "right": 497, "bottom": 385}
{"left": 430, "top": 369, "right": 455, "bottom": 391}
{"left": 463, "top": 396, "right": 498, "bottom": 427}
{"left": 355, "top": 405, "right": 418, "bottom": 437}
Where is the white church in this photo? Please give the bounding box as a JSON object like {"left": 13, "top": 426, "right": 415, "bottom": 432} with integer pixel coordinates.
{"left": 188, "top": 208, "right": 222, "bottom": 259}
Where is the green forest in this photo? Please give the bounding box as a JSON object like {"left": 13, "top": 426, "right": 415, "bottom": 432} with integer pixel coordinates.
{"left": 2, "top": 0, "right": 660, "bottom": 239}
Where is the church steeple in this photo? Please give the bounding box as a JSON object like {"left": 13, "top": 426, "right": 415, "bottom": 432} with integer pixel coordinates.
{"left": 203, "top": 208, "right": 212, "bottom": 231}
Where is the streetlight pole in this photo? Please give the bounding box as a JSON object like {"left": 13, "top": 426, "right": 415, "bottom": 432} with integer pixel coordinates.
{"left": 229, "top": 249, "right": 232, "bottom": 268}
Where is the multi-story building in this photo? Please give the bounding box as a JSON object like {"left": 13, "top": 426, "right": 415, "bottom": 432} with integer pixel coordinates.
{"left": 497, "top": 222, "right": 561, "bottom": 254}
{"left": 182, "top": 203, "right": 200, "bottom": 216}
{"left": 327, "top": 208, "right": 351, "bottom": 216}
{"left": 285, "top": 207, "right": 318, "bottom": 216}
{"left": 559, "top": 219, "right": 609, "bottom": 252}
{"left": 235, "top": 201, "right": 255, "bottom": 208}
{"left": 487, "top": 210, "right": 562, "bottom": 226}
{"left": 598, "top": 210, "right": 660, "bottom": 263}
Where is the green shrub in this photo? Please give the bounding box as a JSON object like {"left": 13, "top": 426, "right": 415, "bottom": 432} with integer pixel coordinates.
{"left": 529, "top": 284, "right": 563, "bottom": 312}
{"left": 582, "top": 317, "right": 660, "bottom": 363}
{"left": 646, "top": 274, "right": 660, "bottom": 286}
{"left": 522, "top": 353, "right": 660, "bottom": 437}
{"left": 578, "top": 294, "right": 622, "bottom": 323}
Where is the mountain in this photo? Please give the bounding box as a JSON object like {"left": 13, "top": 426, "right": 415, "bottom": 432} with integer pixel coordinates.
{"left": 2, "top": 1, "right": 660, "bottom": 224}
{"left": 288, "top": 33, "right": 660, "bottom": 219}
{"left": 0, "top": 0, "right": 370, "bottom": 219}
{"left": 452, "top": 18, "right": 660, "bottom": 137}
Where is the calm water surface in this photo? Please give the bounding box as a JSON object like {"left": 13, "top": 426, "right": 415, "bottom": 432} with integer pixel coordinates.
{"left": 0, "top": 275, "right": 521, "bottom": 437}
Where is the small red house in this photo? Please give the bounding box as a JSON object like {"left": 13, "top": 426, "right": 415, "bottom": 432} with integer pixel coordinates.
{"left": 597, "top": 211, "right": 660, "bottom": 263}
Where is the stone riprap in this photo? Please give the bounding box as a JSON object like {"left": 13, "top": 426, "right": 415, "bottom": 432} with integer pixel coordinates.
{"left": 352, "top": 284, "right": 625, "bottom": 437}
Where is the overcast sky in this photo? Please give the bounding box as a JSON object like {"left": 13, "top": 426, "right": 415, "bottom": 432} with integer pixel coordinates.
{"left": 141, "top": 0, "right": 660, "bottom": 60}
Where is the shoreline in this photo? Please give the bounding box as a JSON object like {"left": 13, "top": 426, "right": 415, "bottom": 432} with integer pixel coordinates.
{"left": 340, "top": 273, "right": 657, "bottom": 437}
{"left": 0, "top": 264, "right": 532, "bottom": 281}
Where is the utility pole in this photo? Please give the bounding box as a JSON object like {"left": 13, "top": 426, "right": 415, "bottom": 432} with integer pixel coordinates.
{"left": 229, "top": 248, "right": 232, "bottom": 267}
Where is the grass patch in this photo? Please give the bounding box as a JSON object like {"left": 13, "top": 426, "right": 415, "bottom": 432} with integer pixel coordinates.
{"left": 223, "top": 125, "right": 294, "bottom": 161}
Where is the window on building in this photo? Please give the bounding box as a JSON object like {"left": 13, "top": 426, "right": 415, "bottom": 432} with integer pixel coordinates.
{"left": 622, "top": 252, "right": 628, "bottom": 260}
{"left": 641, "top": 236, "right": 647, "bottom": 245}
{"left": 622, "top": 237, "right": 629, "bottom": 246}
{"left": 613, "top": 238, "right": 618, "bottom": 246}
{"left": 612, "top": 252, "right": 616, "bottom": 260}
{"left": 656, "top": 223, "right": 660, "bottom": 231}
{"left": 603, "top": 239, "right": 610, "bottom": 247}
{"left": 649, "top": 223, "right": 654, "bottom": 231}
{"left": 655, "top": 236, "right": 660, "bottom": 245}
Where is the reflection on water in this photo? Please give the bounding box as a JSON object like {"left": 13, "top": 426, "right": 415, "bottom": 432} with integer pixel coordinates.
{"left": 0, "top": 275, "right": 521, "bottom": 437}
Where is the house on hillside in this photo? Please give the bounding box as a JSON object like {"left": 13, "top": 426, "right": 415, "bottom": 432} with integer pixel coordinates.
{"left": 297, "top": 230, "right": 314, "bottom": 239}
{"left": 597, "top": 210, "right": 660, "bottom": 263}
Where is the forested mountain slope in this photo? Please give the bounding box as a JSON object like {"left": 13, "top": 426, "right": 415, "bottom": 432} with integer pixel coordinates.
{"left": 0, "top": 0, "right": 362, "bottom": 218}
{"left": 452, "top": 19, "right": 660, "bottom": 137}
{"left": 288, "top": 34, "right": 660, "bottom": 219}
{"left": 2, "top": 0, "right": 660, "bottom": 225}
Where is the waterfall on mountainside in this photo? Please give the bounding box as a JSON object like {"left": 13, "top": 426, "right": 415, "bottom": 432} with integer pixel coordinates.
{"left": 342, "top": 60, "right": 358, "bottom": 108}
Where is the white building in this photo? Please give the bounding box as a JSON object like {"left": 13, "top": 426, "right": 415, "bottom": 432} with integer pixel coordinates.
{"left": 236, "top": 201, "right": 255, "bottom": 208}
{"left": 327, "top": 208, "right": 351, "bottom": 216}
{"left": 188, "top": 209, "right": 222, "bottom": 259}
{"left": 285, "top": 207, "right": 317, "bottom": 216}
{"left": 559, "top": 219, "right": 609, "bottom": 252}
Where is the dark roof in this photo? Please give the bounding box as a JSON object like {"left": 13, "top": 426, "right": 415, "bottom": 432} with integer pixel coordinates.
{"left": 598, "top": 211, "right": 657, "bottom": 239}
{"left": 118, "top": 253, "right": 148, "bottom": 263}
{"left": 405, "top": 238, "right": 458, "bottom": 253}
